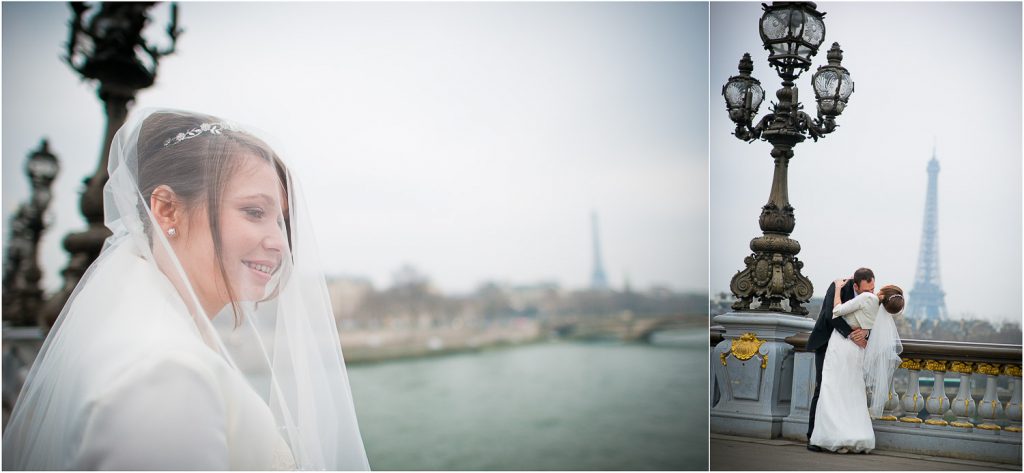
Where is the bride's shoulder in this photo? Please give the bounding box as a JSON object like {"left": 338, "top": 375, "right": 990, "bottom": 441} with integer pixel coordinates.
{"left": 852, "top": 291, "right": 879, "bottom": 304}
{"left": 89, "top": 348, "right": 219, "bottom": 397}
{"left": 62, "top": 243, "right": 229, "bottom": 389}
{"left": 74, "top": 245, "right": 201, "bottom": 338}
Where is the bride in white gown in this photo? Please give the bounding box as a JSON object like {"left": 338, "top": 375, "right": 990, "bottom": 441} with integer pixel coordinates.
{"left": 809, "top": 280, "right": 904, "bottom": 454}
{"left": 3, "top": 109, "right": 370, "bottom": 470}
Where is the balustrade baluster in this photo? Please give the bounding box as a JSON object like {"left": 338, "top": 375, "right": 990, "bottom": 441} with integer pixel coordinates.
{"left": 924, "top": 360, "right": 950, "bottom": 426}
{"left": 949, "top": 361, "right": 975, "bottom": 429}
{"left": 879, "top": 370, "right": 901, "bottom": 421}
{"left": 899, "top": 358, "right": 924, "bottom": 424}
{"left": 976, "top": 363, "right": 1003, "bottom": 433}
{"left": 1004, "top": 364, "right": 1022, "bottom": 433}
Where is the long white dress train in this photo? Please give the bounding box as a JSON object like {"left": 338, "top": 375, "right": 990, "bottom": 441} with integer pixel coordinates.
{"left": 808, "top": 330, "right": 875, "bottom": 453}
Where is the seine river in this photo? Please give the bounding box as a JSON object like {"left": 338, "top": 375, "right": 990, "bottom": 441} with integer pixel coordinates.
{"left": 347, "top": 328, "right": 706, "bottom": 470}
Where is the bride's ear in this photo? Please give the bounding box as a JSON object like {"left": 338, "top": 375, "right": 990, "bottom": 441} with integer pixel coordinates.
{"left": 150, "top": 185, "right": 182, "bottom": 236}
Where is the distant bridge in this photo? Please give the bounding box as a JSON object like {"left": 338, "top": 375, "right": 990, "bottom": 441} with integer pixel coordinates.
{"left": 548, "top": 314, "right": 702, "bottom": 342}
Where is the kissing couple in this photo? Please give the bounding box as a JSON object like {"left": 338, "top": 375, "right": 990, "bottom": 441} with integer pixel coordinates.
{"left": 805, "top": 268, "right": 906, "bottom": 454}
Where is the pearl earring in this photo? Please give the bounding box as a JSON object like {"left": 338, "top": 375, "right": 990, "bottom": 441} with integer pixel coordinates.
{"left": 167, "top": 227, "right": 177, "bottom": 237}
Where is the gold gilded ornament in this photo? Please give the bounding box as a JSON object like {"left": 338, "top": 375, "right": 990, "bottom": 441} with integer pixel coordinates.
{"left": 1003, "top": 364, "right": 1021, "bottom": 377}
{"left": 950, "top": 361, "right": 973, "bottom": 374}
{"left": 977, "top": 363, "right": 1001, "bottom": 376}
{"left": 924, "top": 360, "right": 947, "bottom": 372}
{"left": 730, "top": 333, "right": 765, "bottom": 361}
{"left": 900, "top": 358, "right": 922, "bottom": 370}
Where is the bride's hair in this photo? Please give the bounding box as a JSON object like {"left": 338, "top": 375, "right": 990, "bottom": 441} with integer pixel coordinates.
{"left": 877, "top": 285, "right": 904, "bottom": 315}
{"left": 135, "top": 111, "right": 291, "bottom": 325}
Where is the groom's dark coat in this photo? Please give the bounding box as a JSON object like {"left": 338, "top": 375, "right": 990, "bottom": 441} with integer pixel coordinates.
{"left": 805, "top": 279, "right": 857, "bottom": 439}
{"left": 806, "top": 279, "right": 856, "bottom": 352}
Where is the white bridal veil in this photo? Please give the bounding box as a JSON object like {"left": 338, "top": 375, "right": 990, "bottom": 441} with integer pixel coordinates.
{"left": 3, "top": 108, "right": 369, "bottom": 470}
{"left": 863, "top": 304, "right": 904, "bottom": 419}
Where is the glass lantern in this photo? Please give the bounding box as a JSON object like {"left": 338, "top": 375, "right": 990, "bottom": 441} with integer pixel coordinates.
{"left": 723, "top": 53, "right": 764, "bottom": 125}
{"left": 812, "top": 43, "right": 854, "bottom": 118}
{"left": 759, "top": 2, "right": 826, "bottom": 76}
{"left": 26, "top": 140, "right": 59, "bottom": 186}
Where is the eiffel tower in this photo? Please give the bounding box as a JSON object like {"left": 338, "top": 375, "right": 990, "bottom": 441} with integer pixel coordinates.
{"left": 906, "top": 148, "right": 949, "bottom": 320}
{"left": 590, "top": 211, "right": 609, "bottom": 290}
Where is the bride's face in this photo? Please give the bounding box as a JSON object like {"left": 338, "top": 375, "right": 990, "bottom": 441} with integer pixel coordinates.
{"left": 180, "top": 156, "right": 288, "bottom": 316}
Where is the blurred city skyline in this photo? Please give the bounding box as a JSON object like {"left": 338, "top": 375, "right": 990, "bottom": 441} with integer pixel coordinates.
{"left": 2, "top": 2, "right": 710, "bottom": 296}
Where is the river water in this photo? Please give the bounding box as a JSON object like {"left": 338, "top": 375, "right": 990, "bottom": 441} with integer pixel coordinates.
{"left": 347, "top": 328, "right": 707, "bottom": 470}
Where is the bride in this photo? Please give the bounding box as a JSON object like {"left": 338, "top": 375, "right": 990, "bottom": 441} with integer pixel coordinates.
{"left": 809, "top": 280, "right": 904, "bottom": 453}
{"left": 3, "top": 109, "right": 370, "bottom": 470}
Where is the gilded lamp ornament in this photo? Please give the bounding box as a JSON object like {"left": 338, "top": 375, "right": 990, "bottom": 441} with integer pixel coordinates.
{"left": 724, "top": 2, "right": 854, "bottom": 315}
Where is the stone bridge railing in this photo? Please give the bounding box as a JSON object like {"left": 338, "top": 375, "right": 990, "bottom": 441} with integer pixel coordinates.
{"left": 711, "top": 322, "right": 1022, "bottom": 465}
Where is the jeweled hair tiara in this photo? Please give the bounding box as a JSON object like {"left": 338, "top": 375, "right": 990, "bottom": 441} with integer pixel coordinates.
{"left": 162, "top": 122, "right": 234, "bottom": 148}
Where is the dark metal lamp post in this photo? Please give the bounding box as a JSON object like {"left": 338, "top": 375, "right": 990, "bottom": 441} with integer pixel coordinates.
{"left": 38, "top": 2, "right": 180, "bottom": 329}
{"left": 3, "top": 141, "right": 60, "bottom": 327}
{"left": 722, "top": 2, "right": 854, "bottom": 315}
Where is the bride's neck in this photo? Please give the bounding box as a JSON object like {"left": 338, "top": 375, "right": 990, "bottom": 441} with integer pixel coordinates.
{"left": 153, "top": 246, "right": 223, "bottom": 321}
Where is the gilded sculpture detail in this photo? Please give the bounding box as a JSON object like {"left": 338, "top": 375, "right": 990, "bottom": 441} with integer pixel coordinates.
{"left": 720, "top": 333, "right": 768, "bottom": 370}
{"left": 977, "top": 363, "right": 1002, "bottom": 376}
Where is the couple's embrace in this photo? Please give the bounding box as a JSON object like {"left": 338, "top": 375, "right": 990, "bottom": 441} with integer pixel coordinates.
{"left": 806, "top": 268, "right": 905, "bottom": 454}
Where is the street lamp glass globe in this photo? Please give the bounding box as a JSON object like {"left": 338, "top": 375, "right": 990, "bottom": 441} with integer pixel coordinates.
{"left": 724, "top": 80, "right": 764, "bottom": 111}
{"left": 812, "top": 66, "right": 853, "bottom": 116}
{"left": 838, "top": 72, "right": 854, "bottom": 100}
{"left": 801, "top": 14, "right": 825, "bottom": 48}
{"left": 27, "top": 142, "right": 59, "bottom": 181}
{"left": 759, "top": 2, "right": 827, "bottom": 73}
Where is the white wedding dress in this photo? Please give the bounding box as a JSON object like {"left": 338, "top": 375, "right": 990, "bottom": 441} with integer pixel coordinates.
{"left": 6, "top": 241, "right": 296, "bottom": 470}
{"left": 808, "top": 330, "right": 875, "bottom": 453}
{"left": 809, "top": 292, "right": 881, "bottom": 453}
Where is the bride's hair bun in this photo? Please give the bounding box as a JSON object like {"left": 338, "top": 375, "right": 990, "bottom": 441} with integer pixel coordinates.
{"left": 878, "top": 285, "right": 905, "bottom": 314}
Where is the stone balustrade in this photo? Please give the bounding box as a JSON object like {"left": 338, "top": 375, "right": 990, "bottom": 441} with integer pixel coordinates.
{"left": 778, "top": 332, "right": 1022, "bottom": 464}
{"left": 2, "top": 325, "right": 45, "bottom": 429}
{"left": 712, "top": 321, "right": 1020, "bottom": 465}
{"left": 882, "top": 339, "right": 1021, "bottom": 432}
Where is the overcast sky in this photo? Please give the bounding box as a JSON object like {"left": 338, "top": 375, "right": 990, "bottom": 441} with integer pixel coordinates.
{"left": 711, "top": 2, "right": 1022, "bottom": 323}
{"left": 3, "top": 2, "right": 709, "bottom": 295}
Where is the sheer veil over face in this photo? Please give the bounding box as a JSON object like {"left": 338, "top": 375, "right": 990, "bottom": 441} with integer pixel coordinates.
{"left": 2, "top": 109, "right": 369, "bottom": 470}
{"left": 156, "top": 152, "right": 290, "bottom": 318}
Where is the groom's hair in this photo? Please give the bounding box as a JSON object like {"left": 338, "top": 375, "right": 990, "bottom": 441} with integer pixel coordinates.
{"left": 852, "top": 267, "right": 874, "bottom": 286}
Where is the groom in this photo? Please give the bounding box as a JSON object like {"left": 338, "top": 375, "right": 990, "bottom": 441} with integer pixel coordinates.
{"left": 804, "top": 267, "right": 874, "bottom": 452}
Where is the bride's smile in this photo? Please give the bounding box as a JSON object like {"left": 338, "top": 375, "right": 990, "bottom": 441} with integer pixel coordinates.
{"left": 217, "top": 155, "right": 289, "bottom": 305}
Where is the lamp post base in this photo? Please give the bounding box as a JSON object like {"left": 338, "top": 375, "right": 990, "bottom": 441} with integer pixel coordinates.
{"left": 730, "top": 246, "right": 814, "bottom": 316}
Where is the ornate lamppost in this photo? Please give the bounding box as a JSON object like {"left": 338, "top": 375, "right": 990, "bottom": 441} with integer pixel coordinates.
{"left": 723, "top": 2, "right": 854, "bottom": 316}
{"left": 2, "top": 141, "right": 60, "bottom": 429}
{"left": 38, "top": 2, "right": 180, "bottom": 329}
{"left": 2, "top": 141, "right": 61, "bottom": 327}
{"left": 711, "top": 2, "right": 855, "bottom": 439}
